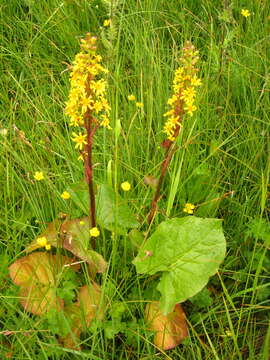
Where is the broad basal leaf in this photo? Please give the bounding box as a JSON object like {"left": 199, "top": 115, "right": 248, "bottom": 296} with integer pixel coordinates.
{"left": 96, "top": 184, "right": 139, "bottom": 233}
{"left": 133, "top": 217, "right": 226, "bottom": 313}
{"left": 145, "top": 301, "right": 188, "bottom": 350}
{"left": 61, "top": 283, "right": 105, "bottom": 349}
{"left": 19, "top": 285, "right": 63, "bottom": 316}
{"left": 25, "top": 219, "right": 62, "bottom": 253}
{"left": 61, "top": 218, "right": 107, "bottom": 273}
{"left": 9, "top": 252, "right": 75, "bottom": 315}
{"left": 25, "top": 217, "right": 107, "bottom": 274}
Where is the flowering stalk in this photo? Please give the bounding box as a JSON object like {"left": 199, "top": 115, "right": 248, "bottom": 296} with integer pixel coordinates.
{"left": 148, "top": 42, "right": 201, "bottom": 224}
{"left": 65, "top": 33, "right": 111, "bottom": 247}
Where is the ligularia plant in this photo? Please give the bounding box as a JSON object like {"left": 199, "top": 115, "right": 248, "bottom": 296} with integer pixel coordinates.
{"left": 9, "top": 34, "right": 226, "bottom": 352}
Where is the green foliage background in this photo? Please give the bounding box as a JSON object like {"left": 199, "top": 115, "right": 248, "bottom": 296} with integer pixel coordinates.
{"left": 0, "top": 0, "right": 269, "bottom": 359}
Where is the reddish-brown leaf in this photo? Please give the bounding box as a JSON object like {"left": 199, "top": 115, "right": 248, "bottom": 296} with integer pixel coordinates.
{"left": 145, "top": 301, "right": 188, "bottom": 350}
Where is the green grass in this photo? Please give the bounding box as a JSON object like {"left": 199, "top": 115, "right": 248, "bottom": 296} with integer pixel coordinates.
{"left": 0, "top": 0, "right": 269, "bottom": 359}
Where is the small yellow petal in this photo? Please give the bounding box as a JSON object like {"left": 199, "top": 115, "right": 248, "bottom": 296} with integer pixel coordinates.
{"left": 61, "top": 191, "right": 71, "bottom": 200}
{"left": 241, "top": 9, "right": 250, "bottom": 18}
{"left": 37, "top": 237, "right": 47, "bottom": 247}
{"left": 103, "top": 19, "right": 110, "bottom": 27}
{"left": 121, "top": 181, "right": 131, "bottom": 191}
{"left": 34, "top": 171, "right": 44, "bottom": 181}
{"left": 90, "top": 227, "right": 100, "bottom": 237}
{"left": 128, "top": 94, "right": 136, "bottom": 101}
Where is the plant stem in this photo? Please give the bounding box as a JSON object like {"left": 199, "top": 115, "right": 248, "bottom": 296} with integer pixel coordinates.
{"left": 148, "top": 125, "right": 181, "bottom": 224}
{"left": 148, "top": 143, "right": 173, "bottom": 224}
{"left": 84, "top": 111, "right": 97, "bottom": 249}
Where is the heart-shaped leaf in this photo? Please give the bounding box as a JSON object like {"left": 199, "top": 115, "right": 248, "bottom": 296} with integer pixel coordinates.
{"left": 133, "top": 216, "right": 226, "bottom": 313}
{"left": 61, "top": 283, "right": 105, "bottom": 349}
{"left": 9, "top": 252, "right": 77, "bottom": 315}
{"left": 19, "top": 285, "right": 63, "bottom": 316}
{"left": 96, "top": 184, "right": 139, "bottom": 233}
{"left": 145, "top": 301, "right": 188, "bottom": 350}
{"left": 26, "top": 217, "right": 107, "bottom": 274}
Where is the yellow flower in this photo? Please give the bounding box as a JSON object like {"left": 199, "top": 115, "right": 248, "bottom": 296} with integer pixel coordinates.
{"left": 121, "top": 181, "right": 131, "bottom": 191}
{"left": 183, "top": 203, "right": 195, "bottom": 214}
{"left": 37, "top": 237, "right": 47, "bottom": 247}
{"left": 65, "top": 33, "right": 111, "bottom": 129}
{"left": 241, "top": 9, "right": 250, "bottom": 18}
{"left": 135, "top": 102, "right": 143, "bottom": 108}
{"left": 103, "top": 19, "right": 110, "bottom": 27}
{"left": 45, "top": 244, "right": 51, "bottom": 251}
{"left": 79, "top": 220, "right": 85, "bottom": 225}
{"left": 71, "top": 132, "right": 87, "bottom": 150}
{"left": 61, "top": 191, "right": 71, "bottom": 200}
{"left": 128, "top": 94, "right": 136, "bottom": 101}
{"left": 163, "top": 42, "right": 200, "bottom": 142}
{"left": 90, "top": 227, "right": 100, "bottom": 237}
{"left": 34, "top": 171, "right": 44, "bottom": 181}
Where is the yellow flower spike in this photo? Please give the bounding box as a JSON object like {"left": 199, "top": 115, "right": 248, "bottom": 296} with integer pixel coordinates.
{"left": 34, "top": 171, "right": 44, "bottom": 181}
{"left": 61, "top": 191, "right": 71, "bottom": 200}
{"left": 183, "top": 203, "right": 196, "bottom": 215}
{"left": 241, "top": 9, "right": 250, "bottom": 18}
{"left": 103, "top": 19, "right": 110, "bottom": 27}
{"left": 121, "top": 181, "right": 131, "bottom": 191}
{"left": 45, "top": 244, "right": 51, "bottom": 251}
{"left": 65, "top": 32, "right": 111, "bottom": 132}
{"left": 90, "top": 227, "right": 100, "bottom": 237}
{"left": 163, "top": 41, "right": 201, "bottom": 142}
{"left": 37, "top": 237, "right": 47, "bottom": 247}
{"left": 71, "top": 132, "right": 87, "bottom": 150}
{"left": 135, "top": 102, "right": 143, "bottom": 108}
{"left": 128, "top": 94, "right": 136, "bottom": 101}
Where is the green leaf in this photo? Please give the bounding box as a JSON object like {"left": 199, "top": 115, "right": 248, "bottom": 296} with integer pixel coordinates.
{"left": 61, "top": 217, "right": 107, "bottom": 274}
{"left": 133, "top": 217, "right": 226, "bottom": 314}
{"left": 67, "top": 182, "right": 89, "bottom": 214}
{"left": 96, "top": 184, "right": 139, "bottom": 233}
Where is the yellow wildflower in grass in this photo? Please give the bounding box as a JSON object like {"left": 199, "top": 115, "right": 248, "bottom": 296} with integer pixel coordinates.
{"left": 37, "top": 237, "right": 47, "bottom": 247}
{"left": 163, "top": 42, "right": 201, "bottom": 142}
{"left": 61, "top": 191, "right": 71, "bottom": 200}
{"left": 90, "top": 227, "right": 100, "bottom": 237}
{"left": 45, "top": 244, "right": 51, "bottom": 251}
{"left": 34, "top": 171, "right": 44, "bottom": 181}
{"left": 79, "top": 220, "right": 85, "bottom": 225}
{"left": 103, "top": 19, "right": 110, "bottom": 27}
{"left": 241, "top": 9, "right": 250, "bottom": 18}
{"left": 183, "top": 203, "right": 195, "bottom": 214}
{"left": 128, "top": 94, "right": 136, "bottom": 101}
{"left": 121, "top": 181, "right": 131, "bottom": 191}
{"left": 71, "top": 132, "right": 87, "bottom": 150}
{"left": 65, "top": 33, "right": 111, "bottom": 149}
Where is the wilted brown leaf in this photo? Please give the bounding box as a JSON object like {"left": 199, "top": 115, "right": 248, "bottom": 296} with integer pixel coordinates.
{"left": 19, "top": 285, "right": 63, "bottom": 316}
{"left": 61, "top": 283, "right": 106, "bottom": 349}
{"left": 9, "top": 252, "right": 79, "bottom": 316}
{"left": 26, "top": 217, "right": 107, "bottom": 276}
{"left": 145, "top": 301, "right": 188, "bottom": 350}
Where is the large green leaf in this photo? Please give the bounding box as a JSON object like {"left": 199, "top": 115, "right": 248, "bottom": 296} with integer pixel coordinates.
{"left": 96, "top": 184, "right": 139, "bottom": 233}
{"left": 68, "top": 182, "right": 139, "bottom": 233}
{"left": 133, "top": 217, "right": 226, "bottom": 314}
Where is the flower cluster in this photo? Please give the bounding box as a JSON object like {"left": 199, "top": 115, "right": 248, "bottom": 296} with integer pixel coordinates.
{"left": 36, "top": 236, "right": 51, "bottom": 251}
{"left": 163, "top": 42, "right": 201, "bottom": 141}
{"left": 183, "top": 203, "right": 195, "bottom": 214}
{"left": 65, "top": 33, "right": 111, "bottom": 150}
